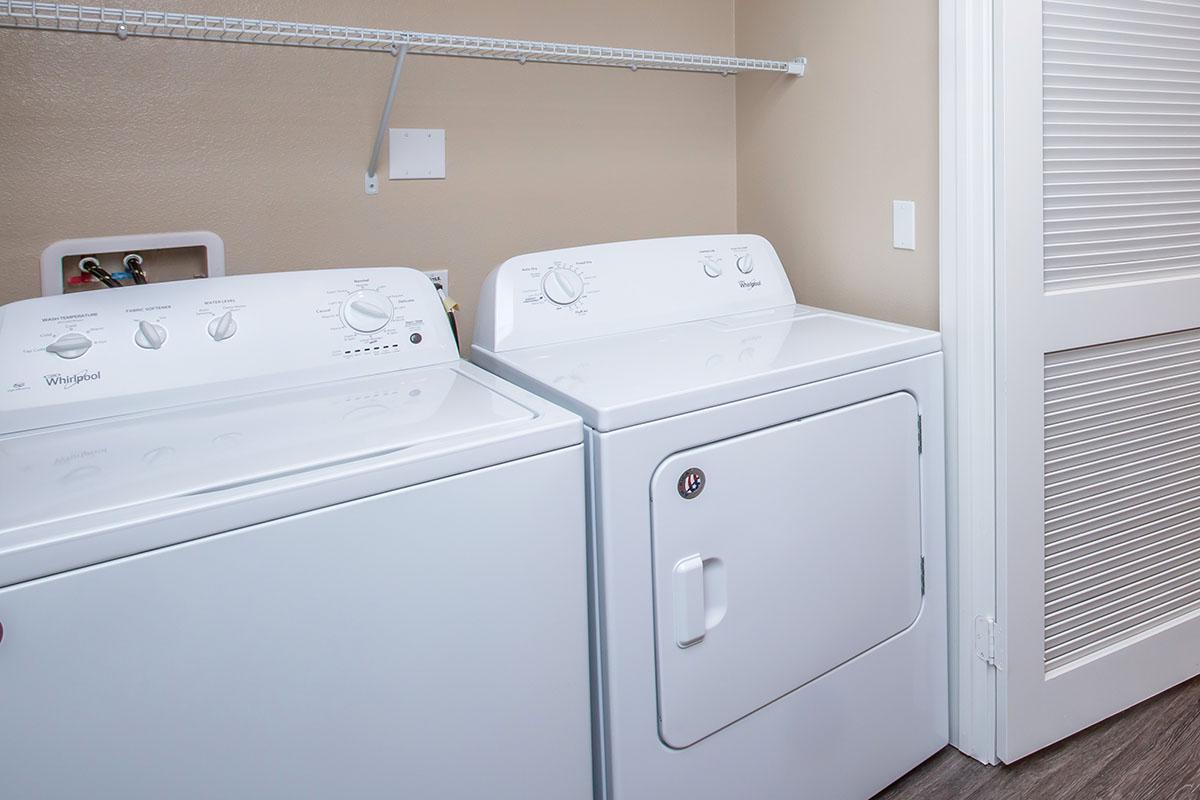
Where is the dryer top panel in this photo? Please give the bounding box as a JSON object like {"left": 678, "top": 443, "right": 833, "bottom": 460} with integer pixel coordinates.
{"left": 473, "top": 234, "right": 797, "bottom": 352}
{"left": 472, "top": 304, "right": 940, "bottom": 431}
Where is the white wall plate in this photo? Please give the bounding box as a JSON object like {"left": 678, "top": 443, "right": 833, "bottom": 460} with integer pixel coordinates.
{"left": 389, "top": 129, "right": 446, "bottom": 180}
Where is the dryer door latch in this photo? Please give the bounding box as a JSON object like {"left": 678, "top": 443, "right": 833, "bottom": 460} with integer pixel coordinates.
{"left": 673, "top": 555, "right": 707, "bottom": 648}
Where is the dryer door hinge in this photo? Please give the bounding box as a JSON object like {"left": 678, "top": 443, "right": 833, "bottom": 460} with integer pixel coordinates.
{"left": 974, "top": 616, "right": 1006, "bottom": 671}
{"left": 917, "top": 415, "right": 924, "bottom": 454}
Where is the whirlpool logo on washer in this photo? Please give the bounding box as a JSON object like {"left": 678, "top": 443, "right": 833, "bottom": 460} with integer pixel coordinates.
{"left": 738, "top": 279, "right": 762, "bottom": 290}
{"left": 44, "top": 370, "right": 101, "bottom": 389}
{"left": 677, "top": 468, "right": 706, "bottom": 500}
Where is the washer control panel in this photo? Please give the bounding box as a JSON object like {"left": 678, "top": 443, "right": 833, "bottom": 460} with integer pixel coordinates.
{"left": 474, "top": 234, "right": 796, "bottom": 352}
{"left": 0, "top": 268, "right": 457, "bottom": 433}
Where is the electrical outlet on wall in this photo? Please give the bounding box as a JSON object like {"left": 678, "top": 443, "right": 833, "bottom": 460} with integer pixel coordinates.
{"left": 423, "top": 269, "right": 449, "bottom": 292}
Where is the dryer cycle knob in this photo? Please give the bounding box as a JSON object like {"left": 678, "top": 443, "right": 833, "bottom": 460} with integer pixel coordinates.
{"left": 541, "top": 268, "right": 585, "bottom": 306}
{"left": 46, "top": 332, "right": 93, "bottom": 360}
{"left": 736, "top": 254, "right": 754, "bottom": 274}
{"left": 134, "top": 321, "right": 168, "bottom": 350}
{"left": 341, "top": 290, "right": 393, "bottom": 333}
{"left": 207, "top": 311, "right": 238, "bottom": 342}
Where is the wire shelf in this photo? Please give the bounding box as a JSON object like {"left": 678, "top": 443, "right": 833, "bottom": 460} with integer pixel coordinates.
{"left": 0, "top": 1, "right": 806, "bottom": 76}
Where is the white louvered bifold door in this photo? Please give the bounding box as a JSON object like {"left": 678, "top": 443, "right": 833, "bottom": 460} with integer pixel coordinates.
{"left": 999, "top": 0, "right": 1200, "bottom": 762}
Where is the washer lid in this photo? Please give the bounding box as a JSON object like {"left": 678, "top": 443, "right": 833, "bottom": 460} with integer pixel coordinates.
{"left": 472, "top": 305, "right": 941, "bottom": 431}
{"left": 0, "top": 362, "right": 580, "bottom": 585}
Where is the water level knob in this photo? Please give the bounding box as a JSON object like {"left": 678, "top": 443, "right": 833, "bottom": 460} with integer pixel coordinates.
{"left": 341, "top": 290, "right": 393, "bottom": 333}
{"left": 46, "top": 332, "right": 93, "bottom": 360}
{"left": 207, "top": 310, "right": 238, "bottom": 342}
{"left": 134, "top": 321, "right": 168, "bottom": 350}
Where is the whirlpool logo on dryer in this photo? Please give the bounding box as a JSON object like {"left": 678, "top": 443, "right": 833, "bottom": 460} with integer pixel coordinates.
{"left": 44, "top": 370, "right": 101, "bottom": 389}
{"left": 738, "top": 279, "right": 763, "bottom": 290}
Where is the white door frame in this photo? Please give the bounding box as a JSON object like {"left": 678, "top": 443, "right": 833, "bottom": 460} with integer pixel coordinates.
{"left": 939, "top": 0, "right": 1000, "bottom": 765}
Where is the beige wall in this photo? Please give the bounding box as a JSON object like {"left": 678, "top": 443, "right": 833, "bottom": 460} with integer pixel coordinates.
{"left": 0, "top": 0, "right": 737, "bottom": 350}
{"left": 736, "top": 0, "right": 940, "bottom": 329}
{"left": 0, "top": 2, "right": 942, "bottom": 341}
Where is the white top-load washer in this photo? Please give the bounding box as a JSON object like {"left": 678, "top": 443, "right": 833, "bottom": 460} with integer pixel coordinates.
{"left": 472, "top": 235, "right": 948, "bottom": 800}
{"left": 0, "top": 268, "right": 592, "bottom": 800}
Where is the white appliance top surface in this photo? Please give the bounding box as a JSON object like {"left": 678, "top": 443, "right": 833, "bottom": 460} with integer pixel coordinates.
{"left": 0, "top": 268, "right": 581, "bottom": 585}
{"left": 1, "top": 362, "right": 576, "bottom": 534}
{"left": 473, "top": 304, "right": 941, "bottom": 431}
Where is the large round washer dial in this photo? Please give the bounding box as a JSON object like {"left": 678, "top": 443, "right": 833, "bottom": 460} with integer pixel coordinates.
{"left": 341, "top": 290, "right": 394, "bottom": 333}
{"left": 541, "top": 268, "right": 585, "bottom": 306}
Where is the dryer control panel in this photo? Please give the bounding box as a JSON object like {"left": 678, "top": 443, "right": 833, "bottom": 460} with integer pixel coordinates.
{"left": 0, "top": 268, "right": 458, "bottom": 433}
{"left": 473, "top": 235, "right": 796, "bottom": 352}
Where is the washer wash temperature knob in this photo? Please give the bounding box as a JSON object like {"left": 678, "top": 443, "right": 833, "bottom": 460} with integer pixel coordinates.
{"left": 46, "top": 332, "right": 93, "bottom": 360}
{"left": 542, "top": 268, "right": 585, "bottom": 306}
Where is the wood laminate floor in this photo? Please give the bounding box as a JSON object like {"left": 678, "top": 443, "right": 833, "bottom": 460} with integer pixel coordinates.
{"left": 874, "top": 675, "right": 1200, "bottom": 800}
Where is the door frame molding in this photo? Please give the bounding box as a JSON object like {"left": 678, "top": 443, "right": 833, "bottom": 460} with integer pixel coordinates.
{"left": 939, "top": 0, "right": 1000, "bottom": 765}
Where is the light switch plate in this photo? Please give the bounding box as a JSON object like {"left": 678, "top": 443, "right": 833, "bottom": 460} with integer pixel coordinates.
{"left": 389, "top": 129, "right": 446, "bottom": 180}
{"left": 893, "top": 200, "right": 916, "bottom": 250}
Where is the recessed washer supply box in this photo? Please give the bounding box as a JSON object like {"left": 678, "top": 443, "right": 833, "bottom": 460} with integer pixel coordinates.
{"left": 41, "top": 231, "right": 225, "bottom": 295}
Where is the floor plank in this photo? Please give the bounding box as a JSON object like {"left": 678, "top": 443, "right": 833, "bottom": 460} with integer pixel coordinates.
{"left": 874, "top": 675, "right": 1200, "bottom": 800}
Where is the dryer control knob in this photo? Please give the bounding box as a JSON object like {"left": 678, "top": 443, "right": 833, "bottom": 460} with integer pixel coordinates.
{"left": 703, "top": 260, "right": 722, "bottom": 278}
{"left": 736, "top": 254, "right": 754, "bottom": 274}
{"left": 134, "top": 321, "right": 168, "bottom": 350}
{"left": 207, "top": 311, "right": 238, "bottom": 342}
{"left": 541, "top": 268, "right": 585, "bottom": 306}
{"left": 342, "top": 290, "right": 393, "bottom": 333}
{"left": 46, "top": 332, "right": 93, "bottom": 360}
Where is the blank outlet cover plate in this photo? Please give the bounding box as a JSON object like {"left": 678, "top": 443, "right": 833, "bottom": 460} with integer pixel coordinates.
{"left": 389, "top": 129, "right": 446, "bottom": 180}
{"left": 892, "top": 200, "right": 916, "bottom": 251}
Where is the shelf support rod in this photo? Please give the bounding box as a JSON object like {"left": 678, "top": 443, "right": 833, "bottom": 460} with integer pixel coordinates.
{"left": 365, "top": 42, "right": 409, "bottom": 196}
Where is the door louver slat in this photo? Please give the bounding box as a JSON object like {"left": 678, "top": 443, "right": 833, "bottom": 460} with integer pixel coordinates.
{"left": 1043, "top": 327, "right": 1200, "bottom": 672}
{"left": 1045, "top": 0, "right": 1200, "bottom": 288}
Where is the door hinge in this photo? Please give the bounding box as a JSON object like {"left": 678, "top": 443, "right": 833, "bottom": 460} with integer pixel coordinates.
{"left": 919, "top": 556, "right": 926, "bottom": 595}
{"left": 974, "top": 616, "right": 1006, "bottom": 671}
{"left": 917, "top": 415, "right": 924, "bottom": 454}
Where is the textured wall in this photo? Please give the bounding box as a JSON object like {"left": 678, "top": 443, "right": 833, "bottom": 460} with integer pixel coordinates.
{"left": 0, "top": 1, "right": 737, "bottom": 349}
{"left": 736, "top": 0, "right": 940, "bottom": 329}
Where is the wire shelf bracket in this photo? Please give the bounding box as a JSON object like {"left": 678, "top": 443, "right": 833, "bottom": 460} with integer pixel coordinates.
{"left": 1, "top": 1, "right": 807, "bottom": 194}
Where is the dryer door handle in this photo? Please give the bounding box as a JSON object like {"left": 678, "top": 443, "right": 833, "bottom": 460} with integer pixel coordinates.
{"left": 673, "top": 555, "right": 707, "bottom": 648}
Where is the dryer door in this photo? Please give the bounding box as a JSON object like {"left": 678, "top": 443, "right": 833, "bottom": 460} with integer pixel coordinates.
{"left": 651, "top": 392, "right": 924, "bottom": 748}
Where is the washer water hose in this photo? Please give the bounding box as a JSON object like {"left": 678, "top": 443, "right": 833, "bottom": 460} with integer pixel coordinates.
{"left": 123, "top": 253, "right": 147, "bottom": 285}
{"left": 79, "top": 256, "right": 121, "bottom": 288}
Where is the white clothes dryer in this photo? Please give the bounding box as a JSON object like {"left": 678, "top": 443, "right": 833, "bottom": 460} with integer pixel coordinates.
{"left": 472, "top": 235, "right": 948, "bottom": 800}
